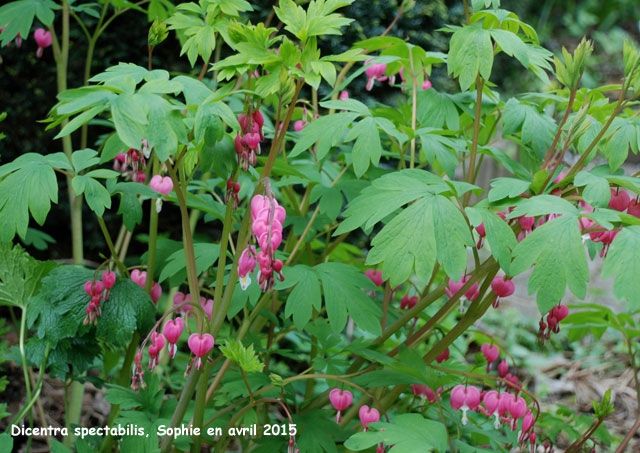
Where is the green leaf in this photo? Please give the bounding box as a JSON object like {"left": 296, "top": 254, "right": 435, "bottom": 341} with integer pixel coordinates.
{"left": 366, "top": 196, "right": 467, "bottom": 286}
{"left": 294, "top": 410, "right": 342, "bottom": 453}
{"left": 219, "top": 340, "right": 264, "bottom": 373}
{"left": 574, "top": 171, "right": 611, "bottom": 208}
{"left": 118, "top": 191, "right": 143, "bottom": 231}
{"left": 467, "top": 207, "right": 516, "bottom": 273}
{"left": 602, "top": 226, "right": 640, "bottom": 309}
{"left": 111, "top": 93, "right": 148, "bottom": 149}
{"left": 30, "top": 266, "right": 155, "bottom": 349}
{"left": 508, "top": 194, "right": 578, "bottom": 218}
{"left": 511, "top": 215, "right": 589, "bottom": 313}
{"left": 71, "top": 148, "right": 101, "bottom": 172}
{"left": 195, "top": 103, "right": 224, "bottom": 147}
{"left": 335, "top": 169, "right": 448, "bottom": 236}
{"left": 159, "top": 243, "right": 220, "bottom": 284}
{"left": 72, "top": 175, "right": 112, "bottom": 217}
{"left": 0, "top": 153, "right": 58, "bottom": 241}
{"left": 346, "top": 117, "right": 382, "bottom": 177}
{"left": 344, "top": 414, "right": 447, "bottom": 452}
{"left": 447, "top": 23, "right": 493, "bottom": 90}
{"left": 0, "top": 243, "right": 57, "bottom": 309}
{"left": 416, "top": 89, "right": 459, "bottom": 131}
{"left": 282, "top": 265, "right": 322, "bottom": 331}
{"left": 314, "top": 262, "right": 381, "bottom": 335}
{"left": 604, "top": 119, "right": 639, "bottom": 171}
{"left": 55, "top": 105, "right": 106, "bottom": 139}
{"left": 0, "top": 0, "right": 58, "bottom": 46}
{"left": 289, "top": 112, "right": 360, "bottom": 159}
{"left": 0, "top": 433, "right": 13, "bottom": 452}
{"left": 502, "top": 99, "right": 556, "bottom": 156}
{"left": 141, "top": 94, "right": 186, "bottom": 161}
{"left": 490, "top": 29, "right": 529, "bottom": 67}
{"left": 488, "top": 177, "right": 530, "bottom": 202}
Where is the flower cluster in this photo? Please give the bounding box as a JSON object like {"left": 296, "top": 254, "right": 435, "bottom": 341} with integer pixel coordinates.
{"left": 147, "top": 331, "right": 165, "bottom": 371}
{"left": 452, "top": 385, "right": 537, "bottom": 450}
{"left": 225, "top": 178, "right": 241, "bottom": 210}
{"left": 237, "top": 194, "right": 286, "bottom": 291}
{"left": 234, "top": 110, "right": 265, "bottom": 171}
{"left": 132, "top": 316, "right": 214, "bottom": 389}
{"left": 0, "top": 26, "right": 51, "bottom": 57}
{"left": 82, "top": 270, "right": 116, "bottom": 325}
{"left": 364, "top": 60, "right": 433, "bottom": 92}
{"left": 113, "top": 145, "right": 148, "bottom": 182}
{"left": 538, "top": 304, "right": 569, "bottom": 343}
{"left": 446, "top": 275, "right": 479, "bottom": 312}
{"left": 130, "top": 269, "right": 162, "bottom": 304}
{"left": 172, "top": 291, "right": 214, "bottom": 321}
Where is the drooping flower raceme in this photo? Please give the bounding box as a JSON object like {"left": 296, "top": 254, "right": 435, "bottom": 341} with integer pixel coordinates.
{"left": 245, "top": 193, "right": 286, "bottom": 291}
{"left": 235, "top": 110, "right": 265, "bottom": 171}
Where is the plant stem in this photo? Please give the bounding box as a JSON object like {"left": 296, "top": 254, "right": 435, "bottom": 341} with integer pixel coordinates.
{"left": 463, "top": 78, "right": 485, "bottom": 206}
{"left": 146, "top": 158, "right": 160, "bottom": 290}
{"left": 541, "top": 84, "right": 579, "bottom": 169}
{"left": 409, "top": 49, "right": 418, "bottom": 169}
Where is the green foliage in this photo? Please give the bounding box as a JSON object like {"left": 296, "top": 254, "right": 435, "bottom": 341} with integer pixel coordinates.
{"left": 337, "top": 170, "right": 473, "bottom": 286}
{"left": 0, "top": 242, "right": 57, "bottom": 309}
{"left": 554, "top": 38, "right": 594, "bottom": 89}
{"left": 0, "top": 153, "right": 67, "bottom": 241}
{"left": 344, "top": 414, "right": 447, "bottom": 452}
{"left": 278, "top": 262, "right": 381, "bottom": 335}
{"left": 27, "top": 266, "right": 154, "bottom": 376}
{"left": 511, "top": 214, "right": 589, "bottom": 314}
{"left": 602, "top": 226, "right": 640, "bottom": 309}
{"left": 0, "top": 0, "right": 58, "bottom": 46}
{"left": 274, "top": 0, "right": 355, "bottom": 43}
{"left": 219, "top": 339, "right": 264, "bottom": 373}
{"left": 447, "top": 23, "right": 493, "bottom": 90}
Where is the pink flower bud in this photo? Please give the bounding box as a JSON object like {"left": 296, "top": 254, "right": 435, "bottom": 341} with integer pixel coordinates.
{"left": 435, "top": 348, "right": 450, "bottom": 364}
{"left": 151, "top": 282, "right": 162, "bottom": 304}
{"left": 400, "top": 295, "right": 418, "bottom": 310}
{"left": 498, "top": 359, "right": 509, "bottom": 378}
